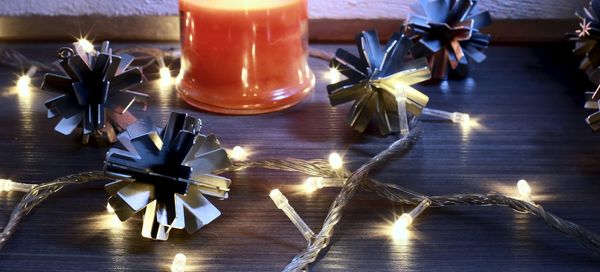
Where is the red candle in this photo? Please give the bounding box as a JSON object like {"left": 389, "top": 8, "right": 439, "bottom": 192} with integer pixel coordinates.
{"left": 177, "top": 0, "right": 315, "bottom": 114}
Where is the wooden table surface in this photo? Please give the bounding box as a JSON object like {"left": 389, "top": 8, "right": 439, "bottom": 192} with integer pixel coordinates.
{"left": 1, "top": 43, "right": 600, "bottom": 271}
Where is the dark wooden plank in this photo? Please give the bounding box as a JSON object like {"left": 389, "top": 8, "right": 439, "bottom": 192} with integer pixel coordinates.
{"left": 0, "top": 42, "right": 599, "bottom": 271}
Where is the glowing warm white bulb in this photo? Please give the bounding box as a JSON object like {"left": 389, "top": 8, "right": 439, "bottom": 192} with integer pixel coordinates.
{"left": 452, "top": 112, "right": 471, "bottom": 125}
{"left": 156, "top": 57, "right": 173, "bottom": 87}
{"left": 159, "top": 67, "right": 173, "bottom": 86}
{"left": 304, "top": 177, "right": 324, "bottom": 193}
{"left": 392, "top": 213, "right": 413, "bottom": 240}
{"left": 0, "top": 179, "right": 34, "bottom": 192}
{"left": 391, "top": 199, "right": 431, "bottom": 240}
{"left": 270, "top": 189, "right": 287, "bottom": 208}
{"left": 422, "top": 108, "right": 471, "bottom": 126}
{"left": 106, "top": 203, "right": 115, "bottom": 213}
{"left": 517, "top": 179, "right": 533, "bottom": 202}
{"left": 0, "top": 179, "right": 14, "bottom": 192}
{"left": 77, "top": 38, "right": 95, "bottom": 53}
{"left": 171, "top": 253, "right": 187, "bottom": 272}
{"left": 16, "top": 66, "right": 38, "bottom": 95}
{"left": 160, "top": 67, "right": 171, "bottom": 80}
{"left": 392, "top": 227, "right": 409, "bottom": 240}
{"left": 394, "top": 213, "right": 413, "bottom": 230}
{"left": 230, "top": 146, "right": 247, "bottom": 161}
{"left": 325, "top": 67, "right": 341, "bottom": 83}
{"left": 328, "top": 152, "right": 343, "bottom": 170}
{"left": 16, "top": 75, "right": 31, "bottom": 93}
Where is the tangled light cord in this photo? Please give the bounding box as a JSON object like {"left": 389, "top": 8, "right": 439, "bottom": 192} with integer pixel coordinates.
{"left": 2, "top": 128, "right": 600, "bottom": 271}
{"left": 0, "top": 171, "right": 107, "bottom": 250}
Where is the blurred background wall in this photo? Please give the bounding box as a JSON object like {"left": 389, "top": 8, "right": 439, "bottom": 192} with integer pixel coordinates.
{"left": 0, "top": 0, "right": 585, "bottom": 19}
{"left": 0, "top": 0, "right": 587, "bottom": 42}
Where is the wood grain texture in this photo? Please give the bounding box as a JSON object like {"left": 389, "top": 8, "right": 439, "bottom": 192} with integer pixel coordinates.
{"left": 0, "top": 43, "right": 600, "bottom": 271}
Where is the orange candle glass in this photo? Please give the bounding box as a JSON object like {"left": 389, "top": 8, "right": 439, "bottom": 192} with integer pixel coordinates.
{"left": 177, "top": 0, "right": 315, "bottom": 114}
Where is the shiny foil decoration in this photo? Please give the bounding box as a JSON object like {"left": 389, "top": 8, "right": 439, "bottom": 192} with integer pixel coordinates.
{"left": 104, "top": 112, "right": 232, "bottom": 240}
{"left": 327, "top": 30, "right": 431, "bottom": 135}
{"left": 406, "top": 0, "right": 492, "bottom": 79}
{"left": 585, "top": 88, "right": 600, "bottom": 132}
{"left": 568, "top": 0, "right": 600, "bottom": 82}
{"left": 42, "top": 41, "right": 147, "bottom": 144}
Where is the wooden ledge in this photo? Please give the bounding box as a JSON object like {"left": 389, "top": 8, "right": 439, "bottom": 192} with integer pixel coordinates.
{"left": 0, "top": 16, "right": 579, "bottom": 43}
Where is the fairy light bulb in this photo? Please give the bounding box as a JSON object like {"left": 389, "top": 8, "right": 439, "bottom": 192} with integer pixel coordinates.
{"left": 517, "top": 179, "right": 533, "bottom": 203}
{"left": 394, "top": 213, "right": 413, "bottom": 229}
{"left": 303, "top": 177, "right": 345, "bottom": 193}
{"left": 157, "top": 57, "right": 174, "bottom": 86}
{"left": 304, "top": 177, "right": 324, "bottom": 193}
{"left": 325, "top": 67, "right": 341, "bottom": 84}
{"left": 159, "top": 67, "right": 172, "bottom": 83}
{"left": 106, "top": 203, "right": 115, "bottom": 213}
{"left": 422, "top": 108, "right": 471, "bottom": 125}
{"left": 171, "top": 253, "right": 187, "bottom": 272}
{"left": 395, "top": 86, "right": 410, "bottom": 136}
{"left": 392, "top": 199, "right": 431, "bottom": 240}
{"left": 0, "top": 179, "right": 13, "bottom": 192}
{"left": 230, "top": 146, "right": 247, "bottom": 161}
{"left": 77, "top": 38, "right": 95, "bottom": 53}
{"left": 16, "top": 76, "right": 31, "bottom": 93}
{"left": 270, "top": 189, "right": 314, "bottom": 241}
{"left": 452, "top": 112, "right": 471, "bottom": 125}
{"left": 0, "top": 179, "right": 34, "bottom": 192}
{"left": 16, "top": 66, "right": 38, "bottom": 95}
{"left": 328, "top": 152, "right": 343, "bottom": 170}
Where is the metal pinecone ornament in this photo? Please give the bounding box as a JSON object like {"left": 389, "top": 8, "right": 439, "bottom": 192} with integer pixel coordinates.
{"left": 405, "top": 0, "right": 492, "bottom": 79}
{"left": 42, "top": 41, "right": 147, "bottom": 144}
{"left": 104, "top": 112, "right": 232, "bottom": 240}
{"left": 327, "top": 30, "right": 431, "bottom": 135}
{"left": 585, "top": 87, "right": 600, "bottom": 132}
{"left": 568, "top": 0, "right": 600, "bottom": 82}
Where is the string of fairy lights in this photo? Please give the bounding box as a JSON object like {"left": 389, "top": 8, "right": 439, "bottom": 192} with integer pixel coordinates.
{"left": 8, "top": 39, "right": 472, "bottom": 131}
{"left": 2, "top": 39, "right": 600, "bottom": 272}
{"left": 3, "top": 137, "right": 600, "bottom": 272}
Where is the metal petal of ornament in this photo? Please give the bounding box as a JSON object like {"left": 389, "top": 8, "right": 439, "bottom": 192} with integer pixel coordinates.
{"left": 104, "top": 112, "right": 232, "bottom": 240}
